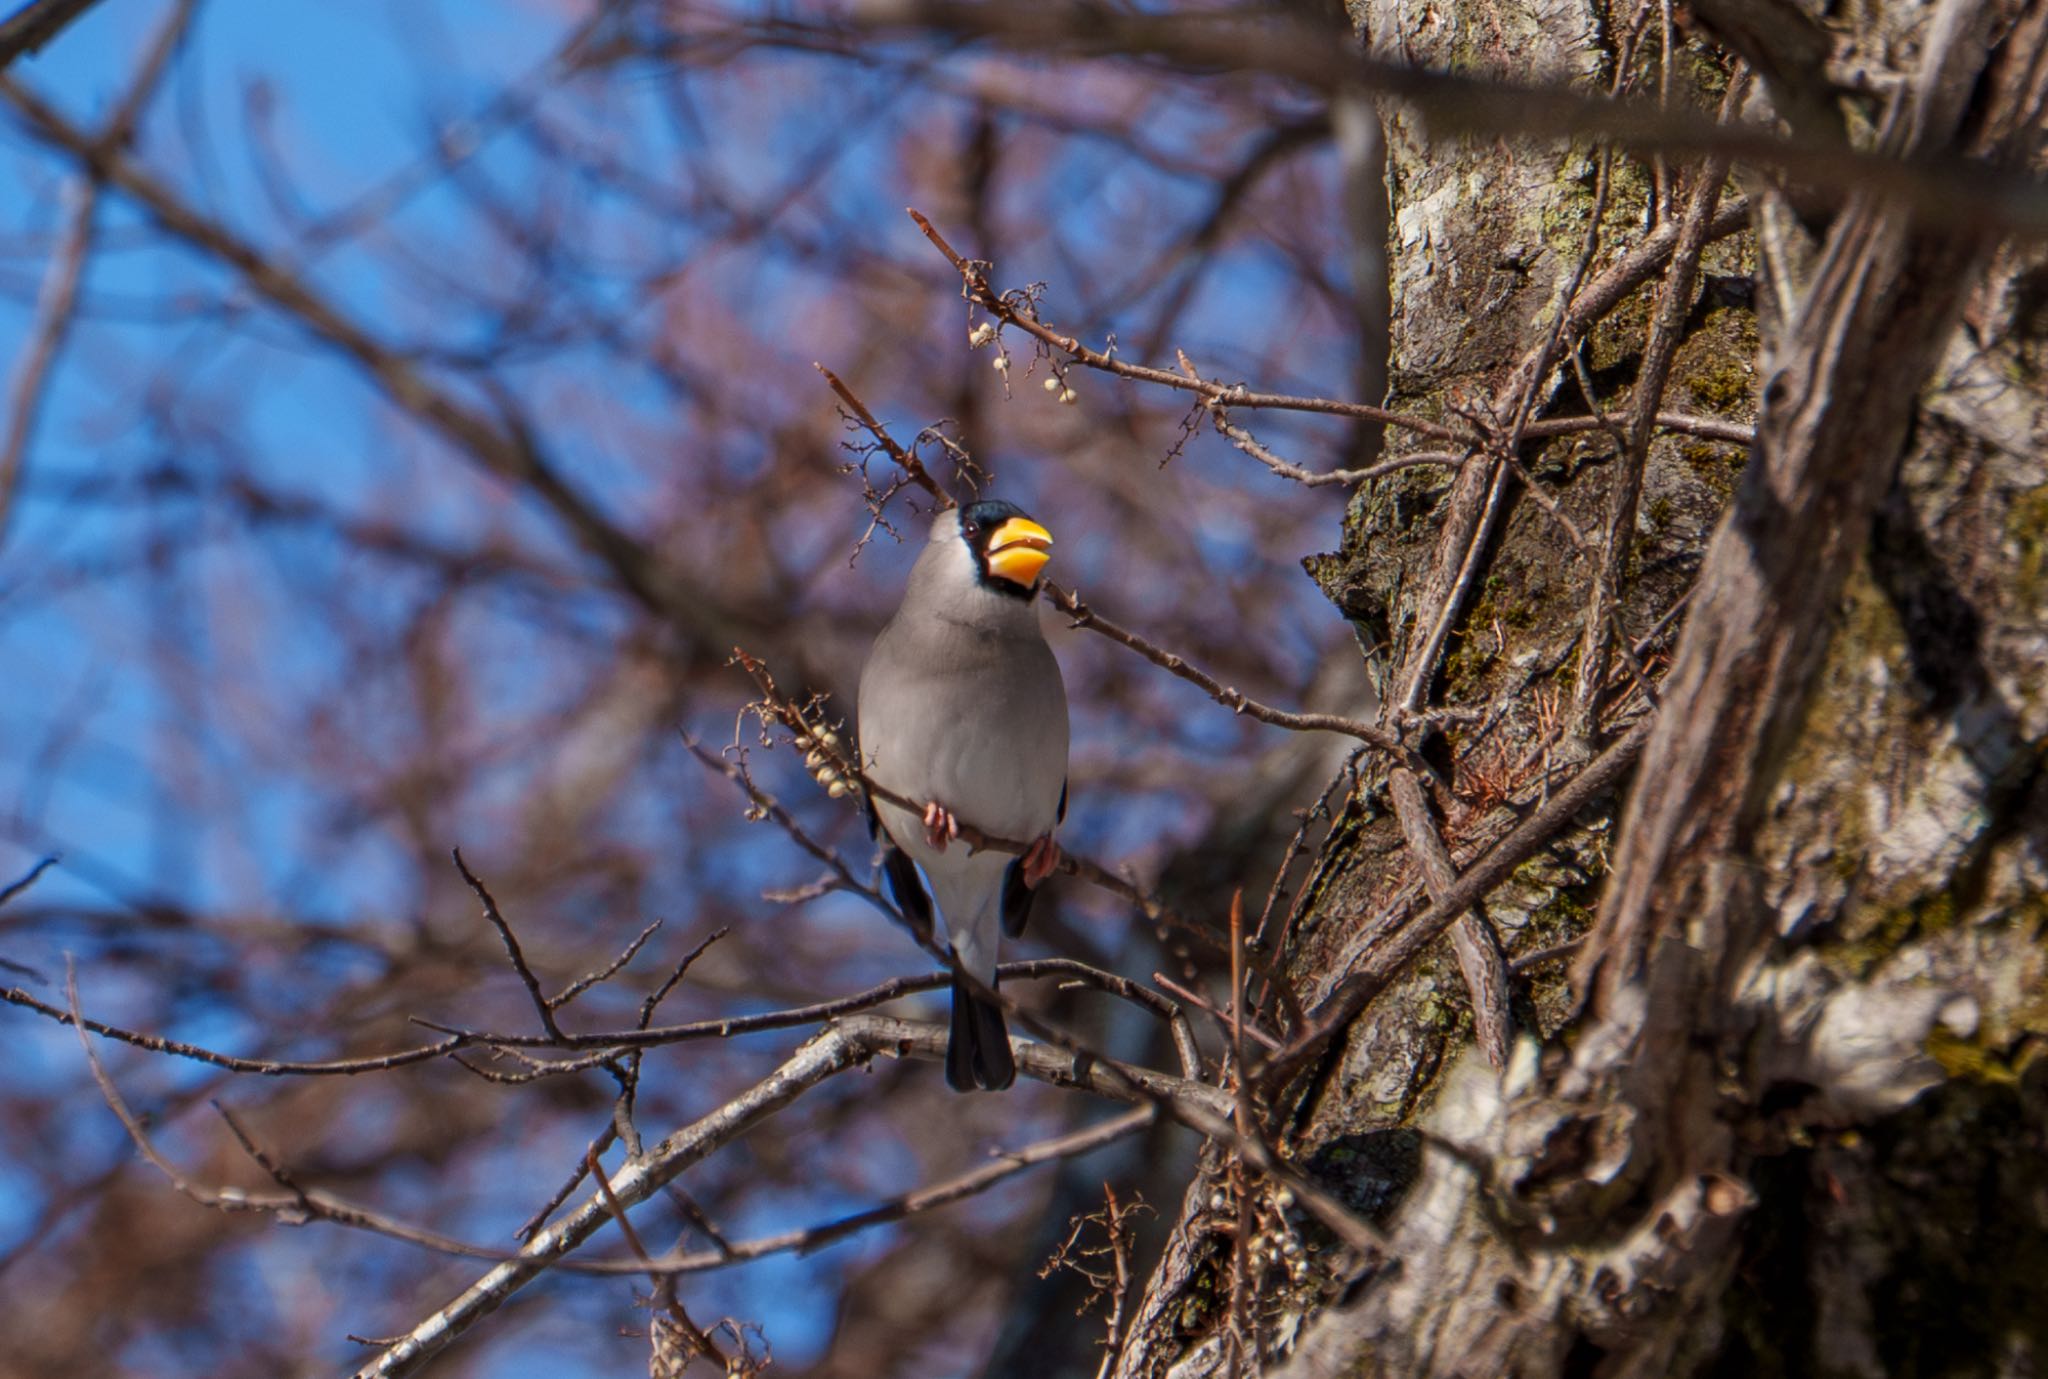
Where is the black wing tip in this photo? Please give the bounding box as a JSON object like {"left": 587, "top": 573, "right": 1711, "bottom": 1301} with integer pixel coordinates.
{"left": 946, "top": 971, "right": 1016, "bottom": 1092}
{"left": 1000, "top": 856, "right": 1035, "bottom": 939}
{"left": 882, "top": 842, "right": 935, "bottom": 942}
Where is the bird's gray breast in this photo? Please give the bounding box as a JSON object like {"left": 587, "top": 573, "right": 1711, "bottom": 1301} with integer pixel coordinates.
{"left": 858, "top": 616, "right": 1068, "bottom": 849}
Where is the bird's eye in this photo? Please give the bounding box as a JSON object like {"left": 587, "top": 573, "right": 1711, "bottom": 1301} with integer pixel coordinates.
{"left": 964, "top": 522, "right": 979, "bottom": 539}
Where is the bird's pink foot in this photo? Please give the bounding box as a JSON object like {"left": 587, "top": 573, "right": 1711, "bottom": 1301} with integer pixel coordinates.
{"left": 923, "top": 802, "right": 960, "bottom": 851}
{"left": 1021, "top": 834, "right": 1060, "bottom": 888}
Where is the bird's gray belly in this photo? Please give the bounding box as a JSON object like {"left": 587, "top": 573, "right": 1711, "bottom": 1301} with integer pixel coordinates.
{"left": 875, "top": 705, "right": 1062, "bottom": 846}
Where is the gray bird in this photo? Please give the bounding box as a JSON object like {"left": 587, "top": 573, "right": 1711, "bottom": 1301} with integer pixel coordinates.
{"left": 857, "top": 499, "right": 1069, "bottom": 1091}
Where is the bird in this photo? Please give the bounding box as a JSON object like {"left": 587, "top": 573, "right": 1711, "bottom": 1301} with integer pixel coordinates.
{"left": 857, "top": 498, "right": 1069, "bottom": 1091}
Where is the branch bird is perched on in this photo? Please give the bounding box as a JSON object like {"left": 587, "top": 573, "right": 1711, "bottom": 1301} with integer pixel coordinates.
{"left": 858, "top": 499, "right": 1069, "bottom": 1091}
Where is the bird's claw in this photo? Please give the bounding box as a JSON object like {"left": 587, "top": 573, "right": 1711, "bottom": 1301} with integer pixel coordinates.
{"left": 923, "top": 802, "right": 960, "bottom": 851}
{"left": 1021, "top": 834, "right": 1060, "bottom": 888}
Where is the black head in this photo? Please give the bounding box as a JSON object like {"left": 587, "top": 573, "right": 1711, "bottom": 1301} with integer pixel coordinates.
{"left": 957, "top": 499, "right": 1053, "bottom": 598}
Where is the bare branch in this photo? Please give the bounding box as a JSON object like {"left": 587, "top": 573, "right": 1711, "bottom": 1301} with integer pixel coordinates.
{"left": 1207, "top": 407, "right": 1474, "bottom": 489}
{"left": 5, "top": 983, "right": 469, "bottom": 1074}
{"left": 423, "top": 956, "right": 1197, "bottom": 1061}
{"left": 615, "top": 1107, "right": 1155, "bottom": 1277}
{"left": 1388, "top": 768, "right": 1512, "bottom": 1070}
{"left": 910, "top": 208, "right": 1473, "bottom": 443}
{"left": 0, "top": 0, "right": 106, "bottom": 69}
{"left": 0, "top": 0, "right": 192, "bottom": 549}
{"left": 817, "top": 363, "right": 956, "bottom": 508}
{"left": 1153, "top": 972, "right": 1280, "bottom": 1053}
{"left": 549, "top": 917, "right": 665, "bottom": 1012}
{"left": 1572, "top": 87, "right": 1742, "bottom": 738}
{"left": 0, "top": 855, "right": 59, "bottom": 910}
{"left": 66, "top": 965, "right": 511, "bottom": 1262}
{"left": 451, "top": 848, "right": 565, "bottom": 1042}
{"left": 586, "top": 1145, "right": 731, "bottom": 1371}
{"left": 1045, "top": 584, "right": 1413, "bottom": 764}
{"left": 0, "top": 180, "right": 92, "bottom": 550}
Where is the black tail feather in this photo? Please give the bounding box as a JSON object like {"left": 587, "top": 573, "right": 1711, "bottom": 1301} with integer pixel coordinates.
{"left": 946, "top": 971, "right": 1015, "bottom": 1092}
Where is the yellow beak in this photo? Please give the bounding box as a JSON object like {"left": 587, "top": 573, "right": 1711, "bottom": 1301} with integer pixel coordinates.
{"left": 985, "top": 516, "right": 1053, "bottom": 587}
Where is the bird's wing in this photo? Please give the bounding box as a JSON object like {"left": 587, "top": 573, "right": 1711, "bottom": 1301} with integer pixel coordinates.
{"left": 1000, "top": 858, "right": 1034, "bottom": 938}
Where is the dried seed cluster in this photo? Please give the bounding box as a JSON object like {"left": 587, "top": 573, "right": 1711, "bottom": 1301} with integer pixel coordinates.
{"left": 1207, "top": 1180, "right": 1315, "bottom": 1286}
{"left": 794, "top": 728, "right": 853, "bottom": 798}
{"left": 967, "top": 319, "right": 1075, "bottom": 402}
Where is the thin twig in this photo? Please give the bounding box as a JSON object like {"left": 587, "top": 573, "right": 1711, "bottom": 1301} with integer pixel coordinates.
{"left": 516, "top": 1123, "right": 615, "bottom": 1243}
{"left": 1046, "top": 584, "right": 1413, "bottom": 763}
{"left": 1153, "top": 972, "right": 1281, "bottom": 1052}
{"left": 0, "top": 0, "right": 109, "bottom": 68}
{"left": 1508, "top": 936, "right": 1586, "bottom": 974}
{"left": 817, "top": 363, "right": 955, "bottom": 507}
{"left": 606, "top": 1107, "right": 1156, "bottom": 1276}
{"left": 4, "top": 983, "right": 469, "bottom": 1073}
{"left": 1388, "top": 768, "right": 1512, "bottom": 1069}
{"left": 665, "top": 1187, "right": 736, "bottom": 1259}
{"left": 213, "top": 1101, "right": 312, "bottom": 1210}
{"left": 452, "top": 849, "right": 565, "bottom": 1042}
{"left": 586, "top": 1145, "right": 730, "bottom": 1369}
{"left": 1572, "top": 79, "right": 1745, "bottom": 738}
{"left": 1249, "top": 753, "right": 1361, "bottom": 1026}
{"left": 1524, "top": 410, "right": 1753, "bottom": 445}
{"left": 1208, "top": 404, "right": 1473, "bottom": 488}
{"left": 911, "top": 208, "right": 1472, "bottom": 443}
{"left": 637, "top": 926, "right": 729, "bottom": 1027}
{"left": 0, "top": 855, "right": 59, "bottom": 909}
{"left": 549, "top": 917, "right": 664, "bottom": 1012}
{"left": 66, "top": 964, "right": 513, "bottom": 1262}
{"left": 422, "top": 956, "right": 1195, "bottom": 1059}
{"left": 0, "top": 180, "right": 92, "bottom": 551}
{"left": 0, "top": 0, "right": 193, "bottom": 549}
{"left": 1226, "top": 891, "right": 1255, "bottom": 1374}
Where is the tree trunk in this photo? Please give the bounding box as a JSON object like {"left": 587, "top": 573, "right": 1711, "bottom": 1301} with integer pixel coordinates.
{"left": 1111, "top": 1, "right": 2048, "bottom": 1374}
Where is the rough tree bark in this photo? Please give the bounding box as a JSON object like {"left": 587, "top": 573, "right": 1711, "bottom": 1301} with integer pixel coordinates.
{"left": 1109, "top": 1, "right": 2048, "bottom": 1375}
